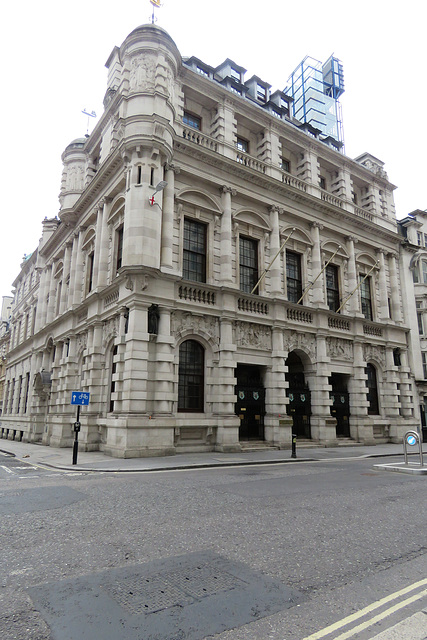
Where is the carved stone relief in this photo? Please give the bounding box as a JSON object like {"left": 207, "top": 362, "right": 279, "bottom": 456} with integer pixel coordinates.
{"left": 327, "top": 337, "right": 353, "bottom": 361}
{"left": 171, "top": 311, "right": 220, "bottom": 349}
{"left": 363, "top": 344, "right": 386, "bottom": 368}
{"left": 283, "top": 331, "right": 316, "bottom": 361}
{"left": 129, "top": 54, "right": 155, "bottom": 92}
{"left": 66, "top": 163, "right": 85, "bottom": 191}
{"left": 102, "top": 316, "right": 120, "bottom": 347}
{"left": 235, "top": 321, "right": 271, "bottom": 350}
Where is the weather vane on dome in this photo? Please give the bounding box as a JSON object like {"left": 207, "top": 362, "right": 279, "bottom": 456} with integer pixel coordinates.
{"left": 150, "top": 0, "right": 161, "bottom": 24}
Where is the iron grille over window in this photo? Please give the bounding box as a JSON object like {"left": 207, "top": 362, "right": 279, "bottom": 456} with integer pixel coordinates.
{"left": 239, "top": 236, "right": 258, "bottom": 294}
{"left": 326, "top": 264, "right": 340, "bottom": 312}
{"left": 183, "top": 219, "right": 207, "bottom": 282}
{"left": 178, "top": 340, "right": 204, "bottom": 412}
{"left": 286, "top": 251, "right": 302, "bottom": 303}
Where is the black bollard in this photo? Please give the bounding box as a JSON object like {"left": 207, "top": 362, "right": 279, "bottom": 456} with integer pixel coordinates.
{"left": 291, "top": 433, "right": 297, "bottom": 459}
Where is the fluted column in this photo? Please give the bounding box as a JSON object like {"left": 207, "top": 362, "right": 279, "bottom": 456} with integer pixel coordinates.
{"left": 219, "top": 186, "right": 235, "bottom": 284}
{"left": 377, "top": 250, "right": 389, "bottom": 320}
{"left": 269, "top": 206, "right": 282, "bottom": 295}
{"left": 161, "top": 164, "right": 179, "bottom": 270}
{"left": 388, "top": 252, "right": 402, "bottom": 322}
{"left": 310, "top": 222, "right": 325, "bottom": 306}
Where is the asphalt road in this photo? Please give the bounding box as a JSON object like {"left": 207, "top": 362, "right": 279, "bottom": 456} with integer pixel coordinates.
{"left": 0, "top": 453, "right": 425, "bottom": 639}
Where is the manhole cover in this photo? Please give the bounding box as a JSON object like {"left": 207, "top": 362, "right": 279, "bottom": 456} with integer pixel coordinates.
{"left": 28, "top": 551, "right": 303, "bottom": 640}
{"left": 104, "top": 563, "right": 243, "bottom": 614}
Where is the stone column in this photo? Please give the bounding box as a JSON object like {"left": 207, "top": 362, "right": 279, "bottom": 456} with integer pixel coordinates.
{"left": 310, "top": 222, "right": 325, "bottom": 306}
{"left": 35, "top": 266, "right": 49, "bottom": 332}
{"left": 152, "top": 308, "right": 175, "bottom": 415}
{"left": 306, "top": 334, "right": 337, "bottom": 445}
{"left": 93, "top": 200, "right": 107, "bottom": 288}
{"left": 264, "top": 327, "right": 292, "bottom": 447}
{"left": 388, "top": 252, "right": 402, "bottom": 322}
{"left": 161, "top": 164, "right": 179, "bottom": 270}
{"left": 377, "top": 250, "right": 389, "bottom": 320}
{"left": 46, "top": 262, "right": 57, "bottom": 325}
{"left": 269, "top": 206, "right": 282, "bottom": 295}
{"left": 213, "top": 317, "right": 240, "bottom": 452}
{"left": 348, "top": 340, "right": 374, "bottom": 444}
{"left": 60, "top": 242, "right": 72, "bottom": 314}
{"left": 219, "top": 186, "right": 235, "bottom": 284}
{"left": 72, "top": 230, "right": 85, "bottom": 306}
{"left": 346, "top": 236, "right": 360, "bottom": 314}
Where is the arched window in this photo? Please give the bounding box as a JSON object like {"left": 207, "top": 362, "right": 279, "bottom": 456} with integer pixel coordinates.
{"left": 365, "top": 363, "right": 379, "bottom": 415}
{"left": 178, "top": 340, "right": 204, "bottom": 412}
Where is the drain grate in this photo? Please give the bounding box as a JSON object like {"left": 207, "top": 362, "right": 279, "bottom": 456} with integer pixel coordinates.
{"left": 103, "top": 563, "right": 245, "bottom": 615}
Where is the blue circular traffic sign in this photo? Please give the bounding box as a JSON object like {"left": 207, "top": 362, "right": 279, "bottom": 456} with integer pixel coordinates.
{"left": 406, "top": 435, "right": 417, "bottom": 446}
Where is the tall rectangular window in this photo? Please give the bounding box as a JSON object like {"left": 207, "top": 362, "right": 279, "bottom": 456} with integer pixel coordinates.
{"left": 183, "top": 219, "right": 207, "bottom": 282}
{"left": 116, "top": 226, "right": 123, "bottom": 273}
{"left": 24, "top": 372, "right": 30, "bottom": 413}
{"left": 286, "top": 251, "right": 302, "bottom": 303}
{"left": 326, "top": 264, "right": 340, "bottom": 312}
{"left": 423, "top": 353, "right": 427, "bottom": 379}
{"left": 360, "top": 275, "right": 373, "bottom": 320}
{"left": 239, "top": 236, "right": 258, "bottom": 294}
{"left": 87, "top": 252, "right": 94, "bottom": 293}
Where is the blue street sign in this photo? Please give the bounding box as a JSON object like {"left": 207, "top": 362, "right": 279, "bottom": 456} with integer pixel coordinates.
{"left": 406, "top": 435, "right": 417, "bottom": 446}
{"left": 71, "top": 392, "right": 90, "bottom": 406}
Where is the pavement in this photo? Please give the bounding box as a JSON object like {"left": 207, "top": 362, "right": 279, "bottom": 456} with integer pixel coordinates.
{"left": 1, "top": 438, "right": 426, "bottom": 473}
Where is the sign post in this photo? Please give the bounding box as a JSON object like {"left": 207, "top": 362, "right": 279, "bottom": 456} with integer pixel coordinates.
{"left": 70, "top": 392, "right": 90, "bottom": 465}
{"left": 403, "top": 430, "right": 423, "bottom": 467}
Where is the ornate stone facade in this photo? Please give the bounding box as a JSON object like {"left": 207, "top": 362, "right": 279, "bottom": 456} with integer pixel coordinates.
{"left": 0, "top": 24, "right": 419, "bottom": 456}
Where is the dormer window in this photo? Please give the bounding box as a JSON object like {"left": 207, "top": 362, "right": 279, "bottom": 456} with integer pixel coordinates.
{"left": 257, "top": 84, "right": 267, "bottom": 102}
{"left": 183, "top": 112, "right": 201, "bottom": 130}
{"left": 196, "top": 65, "right": 209, "bottom": 77}
{"left": 231, "top": 86, "right": 242, "bottom": 96}
{"left": 230, "top": 68, "right": 240, "bottom": 82}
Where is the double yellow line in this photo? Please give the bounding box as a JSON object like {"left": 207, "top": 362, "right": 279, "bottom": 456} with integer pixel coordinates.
{"left": 302, "top": 578, "right": 427, "bottom": 640}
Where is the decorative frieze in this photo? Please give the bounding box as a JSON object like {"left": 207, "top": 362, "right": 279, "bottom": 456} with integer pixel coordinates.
{"left": 235, "top": 321, "right": 271, "bottom": 350}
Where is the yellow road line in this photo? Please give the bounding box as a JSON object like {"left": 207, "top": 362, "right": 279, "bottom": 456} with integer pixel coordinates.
{"left": 302, "top": 578, "right": 427, "bottom": 640}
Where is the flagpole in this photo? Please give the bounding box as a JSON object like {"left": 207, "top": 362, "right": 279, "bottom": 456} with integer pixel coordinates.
{"left": 335, "top": 261, "right": 379, "bottom": 314}
{"left": 251, "top": 228, "right": 296, "bottom": 295}
{"left": 296, "top": 245, "right": 342, "bottom": 305}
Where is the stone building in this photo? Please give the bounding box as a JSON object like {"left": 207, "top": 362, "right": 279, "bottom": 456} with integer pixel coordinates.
{"left": 0, "top": 296, "right": 13, "bottom": 416}
{"left": 0, "top": 24, "right": 419, "bottom": 456}
{"left": 398, "top": 211, "right": 427, "bottom": 442}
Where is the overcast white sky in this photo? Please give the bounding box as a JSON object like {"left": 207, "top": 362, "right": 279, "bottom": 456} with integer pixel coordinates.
{"left": 1, "top": 0, "right": 425, "bottom": 299}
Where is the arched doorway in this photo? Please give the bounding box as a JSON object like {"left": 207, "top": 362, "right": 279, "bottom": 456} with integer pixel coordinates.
{"left": 285, "top": 351, "right": 311, "bottom": 438}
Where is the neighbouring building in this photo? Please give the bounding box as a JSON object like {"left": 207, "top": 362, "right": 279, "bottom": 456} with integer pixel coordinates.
{"left": 0, "top": 24, "right": 420, "bottom": 457}
{"left": 399, "top": 211, "right": 427, "bottom": 442}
